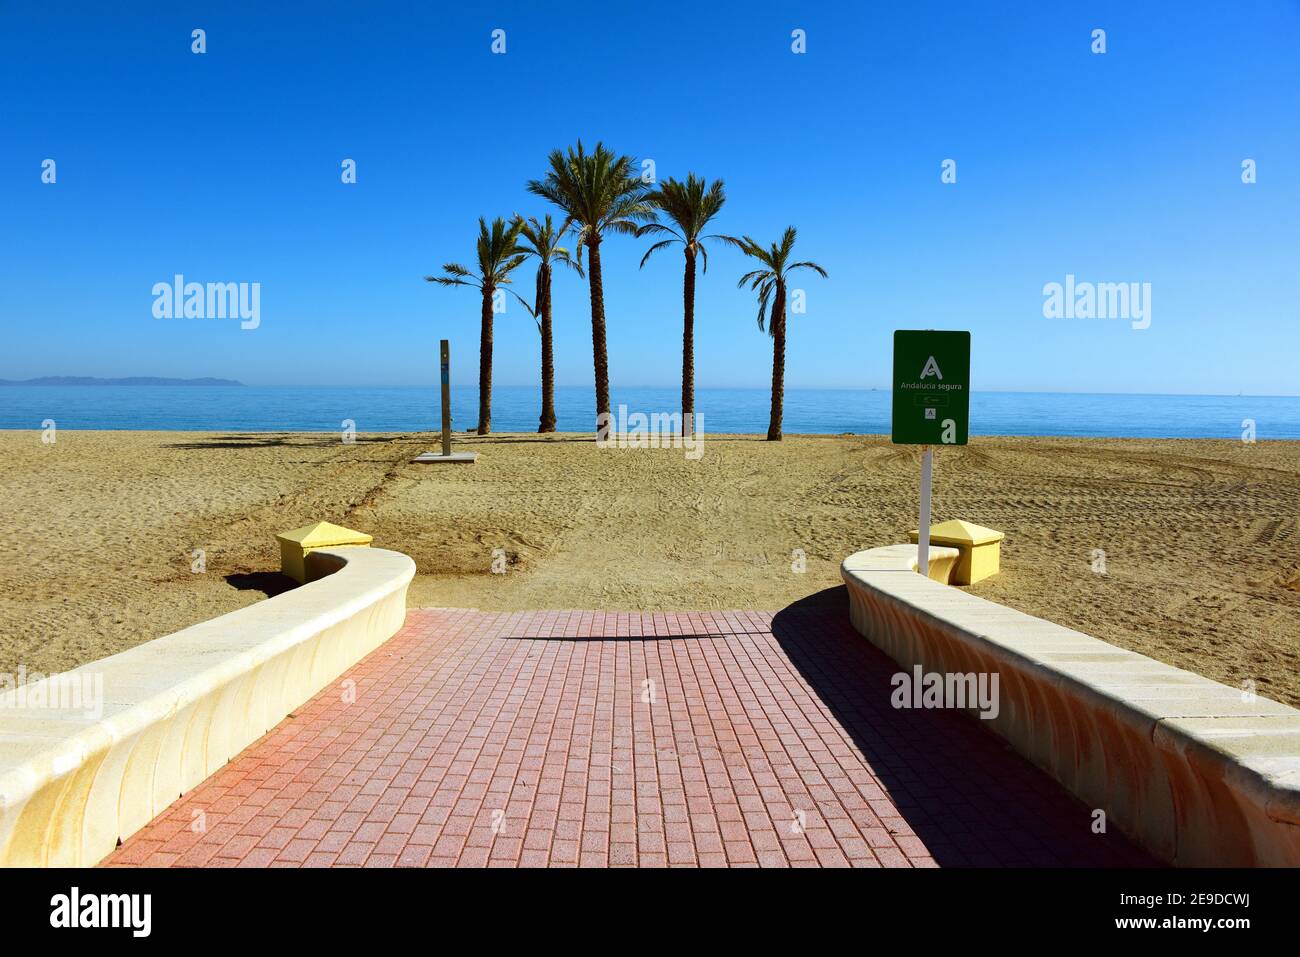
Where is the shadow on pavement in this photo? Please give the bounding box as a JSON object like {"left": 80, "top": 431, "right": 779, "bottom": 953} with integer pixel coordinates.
{"left": 770, "top": 586, "right": 1157, "bottom": 867}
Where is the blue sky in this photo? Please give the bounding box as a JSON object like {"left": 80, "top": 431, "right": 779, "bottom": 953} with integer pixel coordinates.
{"left": 3, "top": 1, "right": 1298, "bottom": 395}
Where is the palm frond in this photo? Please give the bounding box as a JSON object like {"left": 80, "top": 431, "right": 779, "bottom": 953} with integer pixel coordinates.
{"left": 425, "top": 260, "right": 478, "bottom": 289}
{"left": 526, "top": 139, "right": 653, "bottom": 244}
{"left": 604, "top": 219, "right": 643, "bottom": 237}
{"left": 638, "top": 239, "right": 678, "bottom": 269}
{"left": 553, "top": 246, "right": 584, "bottom": 278}
{"left": 777, "top": 226, "right": 797, "bottom": 265}
{"left": 755, "top": 282, "right": 774, "bottom": 334}
{"left": 728, "top": 226, "right": 825, "bottom": 337}
{"left": 635, "top": 222, "right": 681, "bottom": 240}
{"left": 788, "top": 260, "right": 828, "bottom": 279}
{"left": 646, "top": 173, "right": 727, "bottom": 249}
{"left": 505, "top": 287, "right": 534, "bottom": 316}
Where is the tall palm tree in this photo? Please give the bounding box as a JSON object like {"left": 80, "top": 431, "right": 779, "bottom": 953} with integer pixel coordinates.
{"left": 637, "top": 174, "right": 727, "bottom": 435}
{"left": 514, "top": 214, "right": 583, "bottom": 432}
{"left": 425, "top": 216, "right": 529, "bottom": 435}
{"left": 724, "top": 227, "right": 827, "bottom": 441}
{"left": 527, "top": 141, "right": 656, "bottom": 431}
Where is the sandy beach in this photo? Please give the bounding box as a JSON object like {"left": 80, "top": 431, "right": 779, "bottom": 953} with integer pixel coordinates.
{"left": 2, "top": 429, "right": 1297, "bottom": 706}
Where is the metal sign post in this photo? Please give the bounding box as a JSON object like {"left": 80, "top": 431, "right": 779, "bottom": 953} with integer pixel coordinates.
{"left": 918, "top": 445, "right": 932, "bottom": 574}
{"left": 440, "top": 339, "right": 452, "bottom": 457}
{"left": 891, "top": 330, "right": 971, "bottom": 575}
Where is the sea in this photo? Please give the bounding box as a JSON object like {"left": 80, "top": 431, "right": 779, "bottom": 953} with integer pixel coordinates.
{"left": 1, "top": 385, "right": 1298, "bottom": 439}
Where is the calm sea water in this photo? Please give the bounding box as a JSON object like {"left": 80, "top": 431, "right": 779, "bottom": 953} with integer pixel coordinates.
{"left": 1, "top": 385, "right": 1298, "bottom": 439}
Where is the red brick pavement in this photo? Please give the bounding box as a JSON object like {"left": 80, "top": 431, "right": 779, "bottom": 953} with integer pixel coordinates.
{"left": 104, "top": 603, "right": 1153, "bottom": 867}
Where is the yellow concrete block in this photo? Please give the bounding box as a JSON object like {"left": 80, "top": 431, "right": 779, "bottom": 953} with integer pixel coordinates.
{"left": 276, "top": 521, "right": 373, "bottom": 584}
{"left": 908, "top": 519, "right": 1005, "bottom": 585}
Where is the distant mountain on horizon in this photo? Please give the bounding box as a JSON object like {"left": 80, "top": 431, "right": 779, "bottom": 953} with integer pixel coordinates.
{"left": 0, "top": 376, "right": 244, "bottom": 387}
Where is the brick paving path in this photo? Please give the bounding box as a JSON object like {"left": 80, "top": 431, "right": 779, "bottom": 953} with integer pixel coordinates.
{"left": 105, "top": 604, "right": 1152, "bottom": 867}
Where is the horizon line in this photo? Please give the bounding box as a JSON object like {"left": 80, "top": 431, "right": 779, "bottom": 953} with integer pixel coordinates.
{"left": 5, "top": 381, "right": 1292, "bottom": 399}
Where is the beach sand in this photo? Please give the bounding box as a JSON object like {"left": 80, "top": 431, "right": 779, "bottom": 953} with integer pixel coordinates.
{"left": 2, "top": 430, "right": 1298, "bottom": 706}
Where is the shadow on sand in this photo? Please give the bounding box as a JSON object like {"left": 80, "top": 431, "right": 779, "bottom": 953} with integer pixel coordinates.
{"left": 225, "top": 571, "right": 298, "bottom": 598}
{"left": 454, "top": 435, "right": 596, "bottom": 446}
{"left": 165, "top": 434, "right": 405, "bottom": 450}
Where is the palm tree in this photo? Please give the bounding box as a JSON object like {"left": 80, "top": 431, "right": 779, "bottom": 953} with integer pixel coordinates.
{"left": 724, "top": 227, "right": 827, "bottom": 441}
{"left": 637, "top": 174, "right": 727, "bottom": 435}
{"left": 425, "top": 217, "right": 529, "bottom": 435}
{"left": 514, "top": 214, "right": 583, "bottom": 433}
{"left": 527, "top": 141, "right": 656, "bottom": 431}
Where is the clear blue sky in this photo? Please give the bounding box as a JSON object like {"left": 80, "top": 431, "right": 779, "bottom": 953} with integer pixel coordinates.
{"left": 3, "top": 1, "right": 1298, "bottom": 395}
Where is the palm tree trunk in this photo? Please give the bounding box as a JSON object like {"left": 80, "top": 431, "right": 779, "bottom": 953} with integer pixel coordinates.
{"left": 585, "top": 236, "right": 611, "bottom": 431}
{"left": 681, "top": 249, "right": 696, "bottom": 436}
{"left": 478, "top": 284, "right": 493, "bottom": 435}
{"left": 539, "top": 266, "right": 556, "bottom": 433}
{"left": 767, "top": 283, "right": 786, "bottom": 441}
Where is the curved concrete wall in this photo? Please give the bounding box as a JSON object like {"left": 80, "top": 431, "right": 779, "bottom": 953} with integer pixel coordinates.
{"left": 842, "top": 544, "right": 1300, "bottom": 866}
{"left": 0, "top": 546, "right": 415, "bottom": 867}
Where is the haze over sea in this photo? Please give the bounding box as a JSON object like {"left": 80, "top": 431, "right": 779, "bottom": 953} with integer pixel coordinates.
{"left": 1, "top": 385, "right": 1298, "bottom": 439}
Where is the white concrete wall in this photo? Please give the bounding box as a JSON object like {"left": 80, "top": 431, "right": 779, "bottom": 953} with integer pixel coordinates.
{"left": 842, "top": 544, "right": 1300, "bottom": 866}
{"left": 0, "top": 546, "right": 414, "bottom": 867}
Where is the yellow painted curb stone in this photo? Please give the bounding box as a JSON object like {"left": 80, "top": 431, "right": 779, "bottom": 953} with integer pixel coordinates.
{"left": 908, "top": 519, "right": 1005, "bottom": 585}
{"left": 276, "top": 521, "right": 373, "bottom": 584}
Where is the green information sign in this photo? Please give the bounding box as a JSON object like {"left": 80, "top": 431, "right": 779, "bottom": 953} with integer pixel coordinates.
{"left": 891, "top": 330, "right": 971, "bottom": 445}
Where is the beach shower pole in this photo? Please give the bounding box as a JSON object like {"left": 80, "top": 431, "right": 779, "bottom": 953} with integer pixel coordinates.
{"left": 440, "top": 339, "right": 452, "bottom": 457}
{"left": 412, "top": 340, "right": 476, "bottom": 463}
{"left": 918, "top": 445, "right": 932, "bottom": 576}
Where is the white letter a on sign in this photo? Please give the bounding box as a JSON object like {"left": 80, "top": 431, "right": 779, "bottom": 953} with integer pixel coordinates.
{"left": 920, "top": 356, "right": 943, "bottom": 380}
